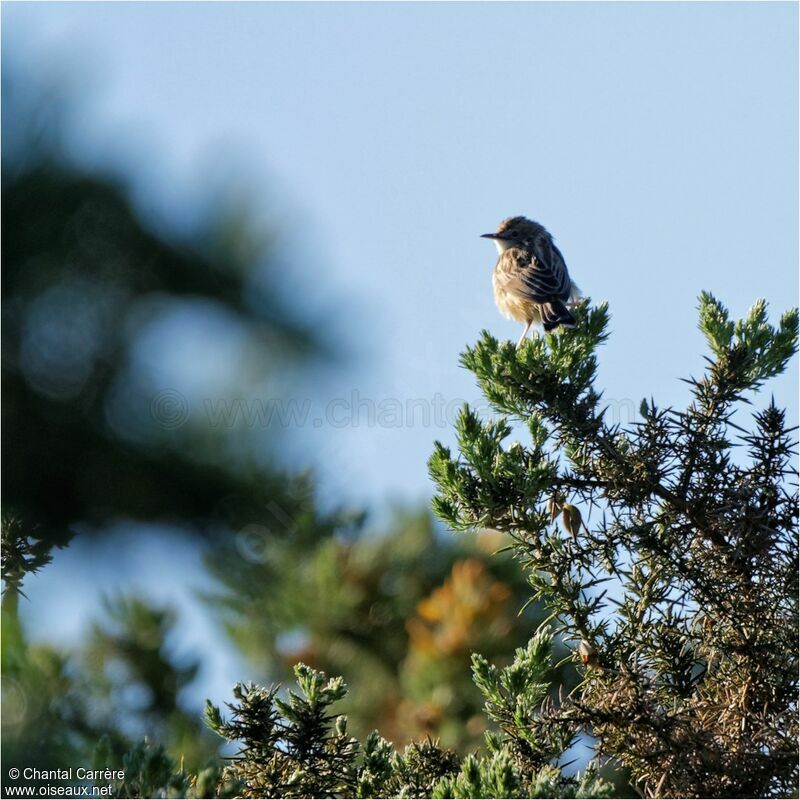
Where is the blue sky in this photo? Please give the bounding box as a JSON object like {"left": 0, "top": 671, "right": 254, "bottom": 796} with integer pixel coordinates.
{"left": 5, "top": 1, "right": 798, "bottom": 702}
{"left": 6, "top": 1, "right": 798, "bottom": 507}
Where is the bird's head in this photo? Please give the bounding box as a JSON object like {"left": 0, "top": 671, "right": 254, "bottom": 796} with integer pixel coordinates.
{"left": 481, "top": 216, "right": 542, "bottom": 253}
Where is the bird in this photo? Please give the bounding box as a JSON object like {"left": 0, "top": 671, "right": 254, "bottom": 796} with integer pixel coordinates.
{"left": 481, "top": 216, "right": 581, "bottom": 347}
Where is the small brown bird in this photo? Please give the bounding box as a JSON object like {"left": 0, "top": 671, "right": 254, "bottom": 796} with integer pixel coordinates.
{"left": 482, "top": 216, "right": 581, "bottom": 347}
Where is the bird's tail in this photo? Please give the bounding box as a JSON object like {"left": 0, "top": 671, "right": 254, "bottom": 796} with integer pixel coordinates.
{"left": 541, "top": 300, "right": 576, "bottom": 332}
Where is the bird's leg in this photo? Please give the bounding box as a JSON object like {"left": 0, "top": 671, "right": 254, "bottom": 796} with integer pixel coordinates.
{"left": 516, "top": 320, "right": 533, "bottom": 348}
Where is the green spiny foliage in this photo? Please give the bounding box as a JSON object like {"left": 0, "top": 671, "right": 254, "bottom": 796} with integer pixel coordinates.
{"left": 429, "top": 295, "right": 798, "bottom": 798}
{"left": 203, "top": 639, "right": 610, "bottom": 799}
{"left": 433, "top": 755, "right": 611, "bottom": 800}
{"left": 91, "top": 737, "right": 237, "bottom": 799}
{"left": 433, "top": 628, "right": 611, "bottom": 799}
{"left": 204, "top": 666, "right": 363, "bottom": 798}
{"left": 698, "top": 291, "right": 798, "bottom": 388}
{"left": 471, "top": 629, "right": 573, "bottom": 770}
{"left": 106, "top": 739, "right": 190, "bottom": 799}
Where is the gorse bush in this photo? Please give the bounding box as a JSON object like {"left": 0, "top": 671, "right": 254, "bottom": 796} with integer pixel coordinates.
{"left": 203, "top": 632, "right": 610, "bottom": 799}
{"left": 429, "top": 295, "right": 798, "bottom": 798}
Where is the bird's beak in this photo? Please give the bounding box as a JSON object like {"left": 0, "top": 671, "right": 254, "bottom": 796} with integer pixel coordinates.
{"left": 480, "top": 233, "right": 499, "bottom": 239}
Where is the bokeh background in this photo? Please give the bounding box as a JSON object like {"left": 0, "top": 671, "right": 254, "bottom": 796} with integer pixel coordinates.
{"left": 3, "top": 0, "right": 797, "bottom": 789}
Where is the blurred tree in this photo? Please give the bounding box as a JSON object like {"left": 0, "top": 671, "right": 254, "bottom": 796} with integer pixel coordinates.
{"left": 80, "top": 596, "right": 220, "bottom": 772}
{"left": 400, "top": 555, "right": 526, "bottom": 747}
{"left": 2, "top": 67, "right": 321, "bottom": 547}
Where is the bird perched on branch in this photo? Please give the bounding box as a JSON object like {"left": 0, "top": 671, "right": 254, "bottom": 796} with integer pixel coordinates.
{"left": 482, "top": 216, "right": 581, "bottom": 346}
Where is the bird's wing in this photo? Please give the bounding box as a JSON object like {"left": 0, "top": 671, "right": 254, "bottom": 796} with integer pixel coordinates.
{"left": 519, "top": 237, "right": 572, "bottom": 302}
